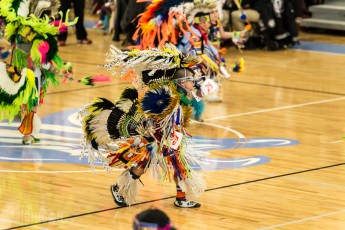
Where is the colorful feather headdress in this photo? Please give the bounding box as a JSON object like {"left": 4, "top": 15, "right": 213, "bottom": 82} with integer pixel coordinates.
{"left": 0, "top": 0, "right": 77, "bottom": 66}
{"left": 0, "top": 0, "right": 77, "bottom": 123}
{"left": 0, "top": 0, "right": 60, "bottom": 18}
{"left": 133, "top": 0, "right": 195, "bottom": 49}
{"left": 0, "top": 0, "right": 76, "bottom": 44}
{"left": 185, "top": 0, "right": 219, "bottom": 24}
{"left": 133, "top": 0, "right": 219, "bottom": 49}
{"left": 102, "top": 43, "right": 200, "bottom": 85}
{"left": 28, "top": 0, "right": 61, "bottom": 18}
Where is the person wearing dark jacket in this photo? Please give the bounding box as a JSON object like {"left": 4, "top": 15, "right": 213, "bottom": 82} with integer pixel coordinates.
{"left": 58, "top": 0, "right": 92, "bottom": 46}
{"left": 259, "top": 0, "right": 299, "bottom": 50}
{"left": 112, "top": 0, "right": 148, "bottom": 45}
{"left": 112, "top": 0, "right": 126, "bottom": 41}
{"left": 119, "top": 0, "right": 148, "bottom": 46}
{"left": 230, "top": 0, "right": 299, "bottom": 50}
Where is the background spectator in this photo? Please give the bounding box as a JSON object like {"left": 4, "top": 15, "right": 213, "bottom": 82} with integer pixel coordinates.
{"left": 58, "top": 0, "right": 92, "bottom": 45}
{"left": 93, "top": 0, "right": 116, "bottom": 30}
{"left": 259, "top": 0, "right": 299, "bottom": 50}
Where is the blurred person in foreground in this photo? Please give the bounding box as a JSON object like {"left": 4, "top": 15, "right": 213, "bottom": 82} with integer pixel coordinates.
{"left": 133, "top": 208, "right": 177, "bottom": 230}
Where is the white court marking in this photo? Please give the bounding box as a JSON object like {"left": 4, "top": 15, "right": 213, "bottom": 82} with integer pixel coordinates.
{"left": 205, "top": 97, "right": 345, "bottom": 121}
{"left": 331, "top": 140, "right": 344, "bottom": 144}
{"left": 0, "top": 169, "right": 119, "bottom": 173}
{"left": 247, "top": 170, "right": 345, "bottom": 189}
{"left": 258, "top": 209, "right": 345, "bottom": 230}
{"left": 193, "top": 121, "right": 247, "bottom": 149}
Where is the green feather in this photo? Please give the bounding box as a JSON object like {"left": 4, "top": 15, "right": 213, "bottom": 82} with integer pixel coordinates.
{"left": 52, "top": 54, "right": 64, "bottom": 68}
{"left": 12, "top": 48, "right": 29, "bottom": 68}
{"left": 5, "top": 21, "right": 20, "bottom": 42}
{"left": 41, "top": 68, "right": 61, "bottom": 94}
{"left": 30, "top": 39, "right": 43, "bottom": 65}
{"left": 80, "top": 77, "right": 93, "bottom": 86}
{"left": 30, "top": 39, "right": 42, "bottom": 64}
{"left": 0, "top": 69, "right": 39, "bottom": 122}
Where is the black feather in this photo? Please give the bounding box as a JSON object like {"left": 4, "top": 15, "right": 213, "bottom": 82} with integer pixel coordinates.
{"left": 120, "top": 88, "right": 138, "bottom": 100}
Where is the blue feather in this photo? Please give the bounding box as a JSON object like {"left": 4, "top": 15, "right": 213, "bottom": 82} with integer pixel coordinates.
{"left": 192, "top": 98, "right": 205, "bottom": 121}
{"left": 141, "top": 87, "right": 171, "bottom": 114}
{"left": 176, "top": 107, "right": 181, "bottom": 125}
{"left": 0, "top": 51, "right": 10, "bottom": 59}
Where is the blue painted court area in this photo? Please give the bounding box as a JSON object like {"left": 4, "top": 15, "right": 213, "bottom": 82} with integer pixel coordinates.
{"left": 293, "top": 41, "right": 345, "bottom": 54}
{"left": 0, "top": 108, "right": 301, "bottom": 170}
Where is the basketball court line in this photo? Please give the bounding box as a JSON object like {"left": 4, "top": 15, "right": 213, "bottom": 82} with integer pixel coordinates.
{"left": 229, "top": 79, "right": 345, "bottom": 96}
{"left": 258, "top": 209, "right": 345, "bottom": 230}
{"left": 0, "top": 169, "right": 116, "bottom": 173}
{"left": 0, "top": 218, "right": 43, "bottom": 230}
{"left": 6, "top": 162, "right": 345, "bottom": 230}
{"left": 205, "top": 96, "right": 345, "bottom": 121}
{"left": 331, "top": 140, "right": 344, "bottom": 144}
{"left": 246, "top": 56, "right": 345, "bottom": 74}
{"left": 245, "top": 169, "right": 345, "bottom": 189}
{"left": 195, "top": 121, "right": 247, "bottom": 149}
{"left": 46, "top": 69, "right": 345, "bottom": 97}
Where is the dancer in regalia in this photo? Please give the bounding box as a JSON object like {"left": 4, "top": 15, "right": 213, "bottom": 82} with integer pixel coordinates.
{"left": 0, "top": 0, "right": 75, "bottom": 144}
{"left": 79, "top": 43, "right": 207, "bottom": 208}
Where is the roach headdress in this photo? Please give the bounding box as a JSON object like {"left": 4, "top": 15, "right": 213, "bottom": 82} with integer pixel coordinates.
{"left": 102, "top": 43, "right": 200, "bottom": 85}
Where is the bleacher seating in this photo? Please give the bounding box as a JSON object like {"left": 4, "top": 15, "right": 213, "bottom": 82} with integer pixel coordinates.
{"left": 301, "top": 0, "right": 345, "bottom": 31}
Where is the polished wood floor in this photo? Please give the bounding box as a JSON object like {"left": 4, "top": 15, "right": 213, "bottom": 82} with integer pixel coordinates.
{"left": 1, "top": 27, "right": 345, "bottom": 230}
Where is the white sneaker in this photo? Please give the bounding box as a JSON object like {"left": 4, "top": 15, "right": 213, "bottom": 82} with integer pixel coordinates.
{"left": 22, "top": 135, "right": 40, "bottom": 145}
{"left": 110, "top": 184, "right": 127, "bottom": 207}
{"left": 174, "top": 198, "right": 201, "bottom": 208}
{"left": 206, "top": 96, "right": 222, "bottom": 102}
{"left": 206, "top": 92, "right": 222, "bottom": 102}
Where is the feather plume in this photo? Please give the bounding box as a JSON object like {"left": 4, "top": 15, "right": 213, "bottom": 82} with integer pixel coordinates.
{"left": 0, "top": 66, "right": 38, "bottom": 122}
{"left": 79, "top": 74, "right": 111, "bottom": 86}
{"left": 232, "top": 58, "right": 245, "bottom": 72}
{"left": 31, "top": 39, "right": 50, "bottom": 64}
{"left": 116, "top": 169, "right": 143, "bottom": 206}
{"left": 103, "top": 43, "right": 200, "bottom": 81}
{"left": 134, "top": 0, "right": 194, "bottom": 49}
{"left": 141, "top": 85, "right": 172, "bottom": 115}
{"left": 185, "top": 0, "right": 219, "bottom": 24}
